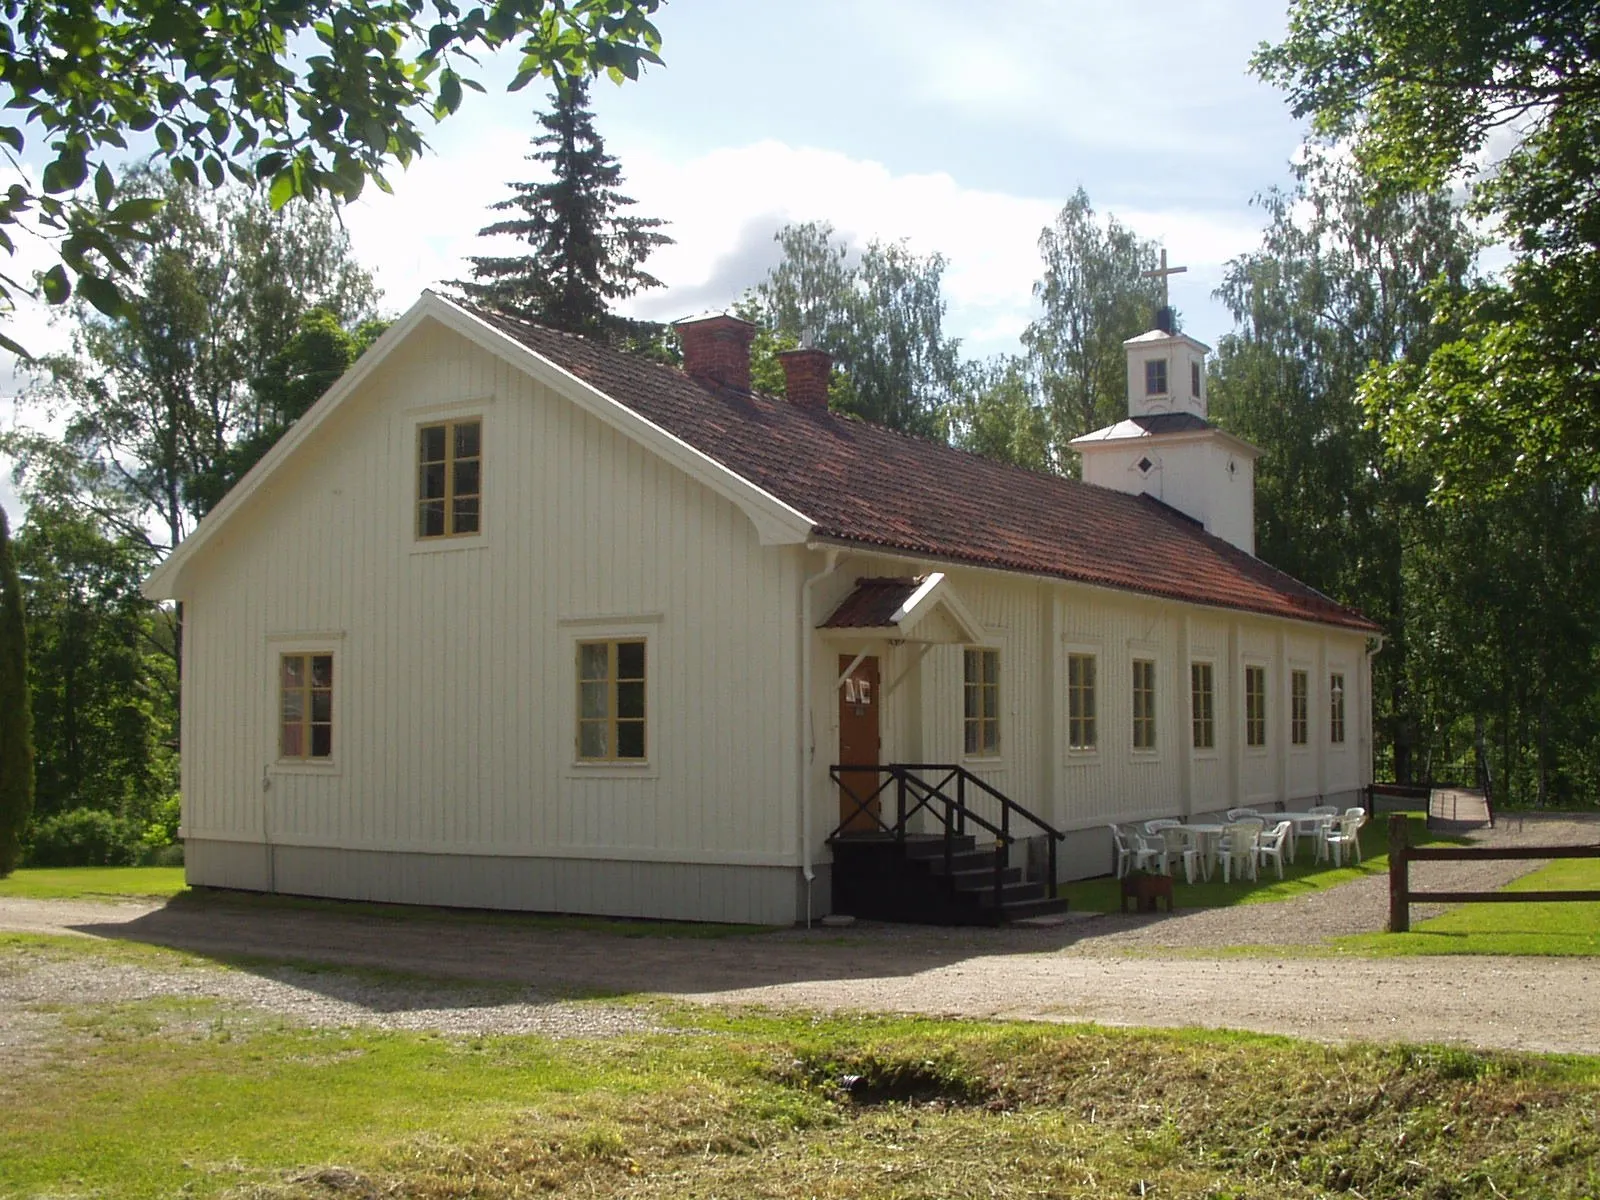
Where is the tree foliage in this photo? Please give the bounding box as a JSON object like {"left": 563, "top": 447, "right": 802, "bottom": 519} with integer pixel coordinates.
{"left": 5, "top": 171, "right": 380, "bottom": 556}
{"left": 943, "top": 357, "right": 1051, "bottom": 473}
{"left": 0, "top": 0, "right": 663, "bottom": 351}
{"left": 1022, "top": 189, "right": 1163, "bottom": 463}
{"left": 10, "top": 501, "right": 175, "bottom": 829}
{"left": 0, "top": 504, "right": 33, "bottom": 875}
{"left": 1256, "top": 0, "right": 1600, "bottom": 499}
{"left": 458, "top": 73, "right": 671, "bottom": 340}
{"left": 753, "top": 222, "right": 962, "bottom": 437}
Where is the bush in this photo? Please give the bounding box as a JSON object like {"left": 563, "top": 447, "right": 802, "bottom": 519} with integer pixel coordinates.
{"left": 141, "top": 794, "right": 181, "bottom": 849}
{"left": 26, "top": 808, "right": 144, "bottom": 867}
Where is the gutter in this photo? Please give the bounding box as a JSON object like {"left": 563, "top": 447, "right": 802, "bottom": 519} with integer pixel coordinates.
{"left": 798, "top": 547, "right": 841, "bottom": 928}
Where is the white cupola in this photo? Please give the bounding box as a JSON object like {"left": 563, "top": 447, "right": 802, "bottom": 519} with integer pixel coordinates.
{"left": 1070, "top": 303, "right": 1263, "bottom": 555}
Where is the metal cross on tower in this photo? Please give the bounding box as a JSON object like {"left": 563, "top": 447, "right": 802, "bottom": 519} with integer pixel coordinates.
{"left": 1142, "top": 249, "right": 1187, "bottom": 309}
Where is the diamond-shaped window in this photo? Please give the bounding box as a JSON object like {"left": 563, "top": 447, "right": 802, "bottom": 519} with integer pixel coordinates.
{"left": 1137, "top": 456, "right": 1154, "bottom": 474}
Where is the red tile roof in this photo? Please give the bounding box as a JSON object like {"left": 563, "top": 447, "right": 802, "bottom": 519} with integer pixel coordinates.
{"left": 466, "top": 304, "right": 1378, "bottom": 633}
{"left": 820, "top": 578, "right": 925, "bottom": 629}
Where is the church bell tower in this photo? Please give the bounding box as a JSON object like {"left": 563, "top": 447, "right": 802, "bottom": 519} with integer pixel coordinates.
{"left": 1070, "top": 252, "right": 1262, "bottom": 554}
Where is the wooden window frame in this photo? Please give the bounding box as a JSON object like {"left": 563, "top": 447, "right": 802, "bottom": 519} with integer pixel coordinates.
{"left": 1245, "top": 664, "right": 1267, "bottom": 749}
{"left": 1132, "top": 658, "right": 1157, "bottom": 751}
{"left": 576, "top": 638, "right": 647, "bottom": 764}
{"left": 1066, "top": 651, "right": 1098, "bottom": 752}
{"left": 416, "top": 417, "right": 483, "bottom": 540}
{"left": 1190, "top": 660, "right": 1215, "bottom": 751}
{"left": 962, "top": 647, "right": 1001, "bottom": 758}
{"left": 1290, "top": 668, "right": 1309, "bottom": 747}
{"left": 1145, "top": 358, "right": 1168, "bottom": 397}
{"left": 1330, "top": 671, "right": 1347, "bottom": 745}
{"left": 278, "top": 650, "right": 334, "bottom": 762}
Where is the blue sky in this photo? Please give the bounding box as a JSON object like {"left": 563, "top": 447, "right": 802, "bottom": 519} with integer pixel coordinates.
{"left": 2, "top": 0, "right": 1312, "bottom": 524}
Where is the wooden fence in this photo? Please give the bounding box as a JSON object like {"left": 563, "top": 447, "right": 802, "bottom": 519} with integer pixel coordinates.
{"left": 1386, "top": 813, "right": 1600, "bottom": 932}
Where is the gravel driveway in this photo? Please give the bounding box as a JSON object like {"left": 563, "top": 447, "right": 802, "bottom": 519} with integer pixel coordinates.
{"left": 2, "top": 813, "right": 1595, "bottom": 1056}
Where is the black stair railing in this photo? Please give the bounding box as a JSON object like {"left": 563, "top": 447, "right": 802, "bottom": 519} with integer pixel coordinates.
{"left": 828, "top": 763, "right": 1066, "bottom": 912}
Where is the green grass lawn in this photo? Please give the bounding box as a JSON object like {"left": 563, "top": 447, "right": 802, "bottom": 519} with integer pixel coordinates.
{"left": 1337, "top": 857, "right": 1600, "bottom": 957}
{"left": 1, "top": 965, "right": 1597, "bottom": 1200}
{"left": 0, "top": 865, "right": 189, "bottom": 901}
{"left": 1059, "top": 813, "right": 1439, "bottom": 912}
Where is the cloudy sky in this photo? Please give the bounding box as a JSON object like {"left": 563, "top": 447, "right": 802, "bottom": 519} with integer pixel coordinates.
{"left": 2, "top": 0, "right": 1311, "bottom": 523}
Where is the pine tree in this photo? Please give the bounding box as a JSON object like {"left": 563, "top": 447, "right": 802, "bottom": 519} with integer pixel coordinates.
{"left": 0, "top": 505, "right": 34, "bottom": 875}
{"left": 458, "top": 74, "right": 673, "bottom": 341}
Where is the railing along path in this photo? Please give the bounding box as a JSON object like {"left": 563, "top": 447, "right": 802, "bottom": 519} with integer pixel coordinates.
{"left": 1386, "top": 812, "right": 1600, "bottom": 932}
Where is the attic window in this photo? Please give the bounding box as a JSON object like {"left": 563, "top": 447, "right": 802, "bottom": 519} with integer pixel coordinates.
{"left": 1145, "top": 359, "right": 1167, "bottom": 396}
{"left": 1137, "top": 456, "right": 1154, "bottom": 474}
{"left": 417, "top": 418, "right": 482, "bottom": 539}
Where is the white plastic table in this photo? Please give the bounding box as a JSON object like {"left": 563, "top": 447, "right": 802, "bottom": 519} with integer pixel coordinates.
{"left": 1177, "top": 823, "right": 1226, "bottom": 880}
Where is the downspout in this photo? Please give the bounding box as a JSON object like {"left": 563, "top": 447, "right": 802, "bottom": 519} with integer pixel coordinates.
{"left": 799, "top": 548, "right": 841, "bottom": 928}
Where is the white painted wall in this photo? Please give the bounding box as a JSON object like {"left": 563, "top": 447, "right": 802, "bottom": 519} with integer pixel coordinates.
{"left": 804, "top": 551, "right": 1373, "bottom": 874}
{"left": 179, "top": 316, "right": 804, "bottom": 878}
{"left": 1077, "top": 436, "right": 1255, "bottom": 554}
{"left": 1126, "top": 334, "right": 1208, "bottom": 419}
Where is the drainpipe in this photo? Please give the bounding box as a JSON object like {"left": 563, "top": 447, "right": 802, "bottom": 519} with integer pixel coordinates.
{"left": 799, "top": 548, "right": 841, "bottom": 928}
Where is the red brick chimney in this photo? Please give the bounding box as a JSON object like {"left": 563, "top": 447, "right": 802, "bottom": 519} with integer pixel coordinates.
{"left": 777, "top": 346, "right": 832, "bottom": 410}
{"left": 675, "top": 313, "right": 756, "bottom": 393}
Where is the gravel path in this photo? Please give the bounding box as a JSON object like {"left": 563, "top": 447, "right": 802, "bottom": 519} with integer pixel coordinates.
{"left": 1, "top": 813, "right": 1595, "bottom": 1055}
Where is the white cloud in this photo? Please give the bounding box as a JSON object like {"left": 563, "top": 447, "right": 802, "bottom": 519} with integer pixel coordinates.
{"left": 346, "top": 127, "right": 1262, "bottom": 356}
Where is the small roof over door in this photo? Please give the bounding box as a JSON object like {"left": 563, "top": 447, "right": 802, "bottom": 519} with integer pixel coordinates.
{"left": 819, "top": 574, "right": 984, "bottom": 645}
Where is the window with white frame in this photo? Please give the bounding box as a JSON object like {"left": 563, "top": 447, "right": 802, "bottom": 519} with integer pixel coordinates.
{"left": 963, "top": 648, "right": 1000, "bottom": 756}
{"left": 1067, "top": 652, "right": 1097, "bottom": 750}
{"left": 1245, "top": 664, "right": 1267, "bottom": 748}
{"left": 1132, "top": 658, "right": 1156, "bottom": 750}
{"left": 1191, "top": 661, "right": 1215, "bottom": 750}
{"left": 1191, "top": 359, "right": 1202, "bottom": 398}
{"left": 1330, "top": 672, "right": 1347, "bottom": 744}
{"left": 1145, "top": 359, "right": 1168, "bottom": 396}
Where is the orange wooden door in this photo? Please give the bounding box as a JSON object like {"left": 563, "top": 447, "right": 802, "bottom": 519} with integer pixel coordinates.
{"left": 837, "top": 655, "right": 882, "bottom": 832}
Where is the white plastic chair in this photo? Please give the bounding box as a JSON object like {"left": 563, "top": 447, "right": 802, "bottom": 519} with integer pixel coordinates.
{"left": 1325, "top": 810, "right": 1367, "bottom": 867}
{"left": 1144, "top": 818, "right": 1181, "bottom": 833}
{"left": 1132, "top": 830, "right": 1176, "bottom": 876}
{"left": 1108, "top": 824, "right": 1135, "bottom": 879}
{"left": 1225, "top": 806, "right": 1260, "bottom": 822}
{"left": 1216, "top": 821, "right": 1260, "bottom": 883}
{"left": 1256, "top": 820, "right": 1292, "bottom": 880}
{"left": 1159, "top": 825, "right": 1204, "bottom": 884}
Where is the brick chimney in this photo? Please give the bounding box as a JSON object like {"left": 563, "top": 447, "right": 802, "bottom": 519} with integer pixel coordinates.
{"left": 675, "top": 312, "right": 755, "bottom": 393}
{"left": 777, "top": 347, "right": 832, "bottom": 410}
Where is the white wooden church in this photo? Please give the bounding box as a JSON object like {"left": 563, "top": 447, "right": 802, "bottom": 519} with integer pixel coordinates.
{"left": 145, "top": 288, "right": 1378, "bottom": 925}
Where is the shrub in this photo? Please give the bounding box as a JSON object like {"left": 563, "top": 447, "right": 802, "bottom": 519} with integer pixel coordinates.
{"left": 26, "top": 808, "right": 144, "bottom": 867}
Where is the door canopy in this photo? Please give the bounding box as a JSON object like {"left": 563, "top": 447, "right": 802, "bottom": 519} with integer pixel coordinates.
{"left": 818, "top": 573, "right": 984, "bottom": 645}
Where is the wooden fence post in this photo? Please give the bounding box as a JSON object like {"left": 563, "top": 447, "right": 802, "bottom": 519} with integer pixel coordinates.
{"left": 1388, "top": 812, "right": 1410, "bottom": 933}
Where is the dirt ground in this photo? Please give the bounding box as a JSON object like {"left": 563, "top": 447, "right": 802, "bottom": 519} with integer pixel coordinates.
{"left": 2, "top": 813, "right": 1596, "bottom": 1056}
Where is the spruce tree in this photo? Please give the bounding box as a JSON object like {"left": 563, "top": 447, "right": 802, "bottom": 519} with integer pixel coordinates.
{"left": 458, "top": 74, "right": 672, "bottom": 340}
{"left": 0, "top": 506, "right": 34, "bottom": 876}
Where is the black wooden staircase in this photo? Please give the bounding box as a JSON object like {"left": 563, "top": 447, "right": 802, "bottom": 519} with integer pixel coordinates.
{"left": 827, "top": 764, "right": 1070, "bottom": 926}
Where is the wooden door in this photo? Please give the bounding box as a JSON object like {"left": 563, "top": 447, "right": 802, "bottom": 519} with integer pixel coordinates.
{"left": 837, "top": 655, "right": 882, "bottom": 832}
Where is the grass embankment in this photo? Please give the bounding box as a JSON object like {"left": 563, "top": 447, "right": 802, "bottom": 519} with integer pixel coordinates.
{"left": 0, "top": 981, "right": 1596, "bottom": 1200}
{"left": 0, "top": 865, "right": 188, "bottom": 901}
{"left": 1059, "top": 813, "right": 1436, "bottom": 913}
{"left": 1340, "top": 857, "right": 1600, "bottom": 957}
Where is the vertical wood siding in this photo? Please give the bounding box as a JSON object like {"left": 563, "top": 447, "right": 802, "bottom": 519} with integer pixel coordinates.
{"left": 804, "top": 553, "right": 1373, "bottom": 859}
{"left": 181, "top": 318, "right": 801, "bottom": 871}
